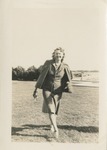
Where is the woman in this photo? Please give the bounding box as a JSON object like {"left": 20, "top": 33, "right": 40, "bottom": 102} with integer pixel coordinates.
{"left": 33, "top": 47, "right": 73, "bottom": 138}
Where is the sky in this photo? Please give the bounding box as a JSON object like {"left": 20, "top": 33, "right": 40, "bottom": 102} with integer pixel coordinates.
{"left": 12, "top": 5, "right": 105, "bottom": 70}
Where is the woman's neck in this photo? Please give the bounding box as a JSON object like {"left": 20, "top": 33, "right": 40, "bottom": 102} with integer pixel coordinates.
{"left": 54, "top": 60, "right": 61, "bottom": 64}
{"left": 53, "top": 60, "right": 61, "bottom": 69}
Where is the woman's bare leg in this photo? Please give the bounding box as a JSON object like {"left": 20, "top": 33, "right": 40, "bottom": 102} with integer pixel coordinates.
{"left": 50, "top": 124, "right": 54, "bottom": 132}
{"left": 49, "top": 113, "right": 59, "bottom": 138}
{"left": 49, "top": 113, "right": 57, "bottom": 131}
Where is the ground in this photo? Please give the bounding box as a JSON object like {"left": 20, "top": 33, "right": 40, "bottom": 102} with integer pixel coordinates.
{"left": 12, "top": 81, "right": 99, "bottom": 143}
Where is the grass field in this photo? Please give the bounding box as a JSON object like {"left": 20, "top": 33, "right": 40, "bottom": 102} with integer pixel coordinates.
{"left": 12, "top": 81, "right": 99, "bottom": 143}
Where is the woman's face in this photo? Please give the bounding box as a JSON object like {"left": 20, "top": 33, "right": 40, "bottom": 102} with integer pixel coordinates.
{"left": 54, "top": 50, "right": 63, "bottom": 62}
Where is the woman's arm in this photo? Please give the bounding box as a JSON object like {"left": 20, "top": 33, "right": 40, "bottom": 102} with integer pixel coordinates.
{"left": 33, "top": 60, "right": 51, "bottom": 98}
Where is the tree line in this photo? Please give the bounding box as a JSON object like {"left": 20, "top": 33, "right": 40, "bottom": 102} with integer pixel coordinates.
{"left": 12, "top": 66, "right": 42, "bottom": 81}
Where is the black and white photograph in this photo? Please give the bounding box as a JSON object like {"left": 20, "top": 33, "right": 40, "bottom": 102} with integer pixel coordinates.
{"left": 0, "top": 0, "right": 107, "bottom": 150}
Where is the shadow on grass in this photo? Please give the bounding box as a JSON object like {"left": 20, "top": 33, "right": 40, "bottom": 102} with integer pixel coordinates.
{"left": 12, "top": 124, "right": 99, "bottom": 136}
{"left": 58, "top": 125, "right": 99, "bottom": 133}
{"left": 11, "top": 126, "right": 51, "bottom": 142}
{"left": 22, "top": 124, "right": 99, "bottom": 133}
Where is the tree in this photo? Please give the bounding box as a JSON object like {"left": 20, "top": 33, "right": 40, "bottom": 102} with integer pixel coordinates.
{"left": 26, "top": 66, "right": 39, "bottom": 81}
{"left": 12, "top": 66, "right": 25, "bottom": 80}
{"left": 12, "top": 67, "right": 17, "bottom": 80}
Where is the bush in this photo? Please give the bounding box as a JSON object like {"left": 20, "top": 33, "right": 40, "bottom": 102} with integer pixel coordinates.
{"left": 12, "top": 66, "right": 25, "bottom": 80}
{"left": 12, "top": 66, "right": 39, "bottom": 81}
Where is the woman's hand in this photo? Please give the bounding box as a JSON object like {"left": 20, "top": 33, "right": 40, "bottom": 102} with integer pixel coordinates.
{"left": 33, "top": 89, "right": 38, "bottom": 98}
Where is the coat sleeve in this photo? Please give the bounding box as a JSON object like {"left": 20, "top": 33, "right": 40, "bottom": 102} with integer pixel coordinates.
{"left": 64, "top": 64, "right": 73, "bottom": 81}
{"left": 35, "top": 60, "right": 50, "bottom": 89}
{"left": 63, "top": 64, "right": 73, "bottom": 93}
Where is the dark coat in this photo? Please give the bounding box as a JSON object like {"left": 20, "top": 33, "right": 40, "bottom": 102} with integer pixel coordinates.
{"left": 35, "top": 60, "right": 73, "bottom": 93}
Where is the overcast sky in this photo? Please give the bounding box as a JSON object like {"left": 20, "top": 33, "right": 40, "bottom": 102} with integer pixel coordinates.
{"left": 12, "top": 2, "right": 105, "bottom": 70}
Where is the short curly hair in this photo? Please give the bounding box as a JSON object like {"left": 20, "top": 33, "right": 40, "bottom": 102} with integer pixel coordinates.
{"left": 52, "top": 47, "right": 65, "bottom": 62}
